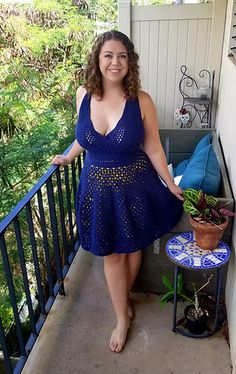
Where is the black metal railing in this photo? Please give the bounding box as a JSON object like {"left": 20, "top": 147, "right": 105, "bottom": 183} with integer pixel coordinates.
{"left": 0, "top": 144, "right": 82, "bottom": 374}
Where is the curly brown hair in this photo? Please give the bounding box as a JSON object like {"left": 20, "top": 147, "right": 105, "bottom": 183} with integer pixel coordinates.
{"left": 83, "top": 31, "right": 140, "bottom": 99}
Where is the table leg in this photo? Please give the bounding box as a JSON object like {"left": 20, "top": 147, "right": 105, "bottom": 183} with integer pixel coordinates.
{"left": 173, "top": 265, "right": 179, "bottom": 332}
{"left": 212, "top": 267, "right": 222, "bottom": 331}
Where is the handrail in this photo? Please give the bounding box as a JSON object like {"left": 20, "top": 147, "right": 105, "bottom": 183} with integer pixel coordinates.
{"left": 0, "top": 143, "right": 82, "bottom": 374}
{"left": 0, "top": 143, "right": 73, "bottom": 234}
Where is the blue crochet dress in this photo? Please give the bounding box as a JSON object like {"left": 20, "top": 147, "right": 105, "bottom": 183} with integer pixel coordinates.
{"left": 76, "top": 93, "right": 182, "bottom": 256}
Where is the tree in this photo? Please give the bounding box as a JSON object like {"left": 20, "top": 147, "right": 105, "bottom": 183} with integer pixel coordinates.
{"left": 0, "top": 0, "right": 118, "bottom": 219}
{"left": 0, "top": 0, "right": 118, "bottom": 335}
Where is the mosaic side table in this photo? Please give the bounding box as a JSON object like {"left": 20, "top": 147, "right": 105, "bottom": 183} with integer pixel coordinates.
{"left": 165, "top": 232, "right": 231, "bottom": 338}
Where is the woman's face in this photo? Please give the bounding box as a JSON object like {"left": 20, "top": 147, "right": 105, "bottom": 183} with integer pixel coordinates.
{"left": 98, "top": 39, "right": 129, "bottom": 84}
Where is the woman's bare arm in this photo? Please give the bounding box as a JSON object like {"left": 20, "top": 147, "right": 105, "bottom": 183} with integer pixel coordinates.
{"left": 52, "top": 140, "right": 84, "bottom": 165}
{"left": 139, "top": 90, "right": 183, "bottom": 201}
{"left": 52, "top": 86, "right": 86, "bottom": 166}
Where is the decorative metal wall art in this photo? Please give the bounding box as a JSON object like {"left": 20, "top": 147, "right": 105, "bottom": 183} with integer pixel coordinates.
{"left": 174, "top": 65, "right": 215, "bottom": 128}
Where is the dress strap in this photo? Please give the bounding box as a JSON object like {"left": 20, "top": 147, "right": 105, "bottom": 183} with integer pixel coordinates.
{"left": 78, "top": 92, "right": 90, "bottom": 119}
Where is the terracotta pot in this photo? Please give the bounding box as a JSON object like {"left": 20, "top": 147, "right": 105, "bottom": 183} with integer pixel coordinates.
{"left": 190, "top": 216, "right": 229, "bottom": 251}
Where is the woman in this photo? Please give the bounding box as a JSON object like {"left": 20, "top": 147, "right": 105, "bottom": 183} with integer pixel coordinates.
{"left": 52, "top": 30, "right": 183, "bottom": 353}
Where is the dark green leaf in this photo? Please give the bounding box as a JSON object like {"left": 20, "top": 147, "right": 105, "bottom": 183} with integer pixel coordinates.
{"left": 160, "top": 291, "right": 174, "bottom": 305}
{"left": 162, "top": 275, "right": 173, "bottom": 291}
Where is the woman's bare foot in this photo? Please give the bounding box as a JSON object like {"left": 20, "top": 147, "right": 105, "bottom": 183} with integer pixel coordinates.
{"left": 109, "top": 317, "right": 131, "bottom": 353}
{"left": 128, "top": 298, "right": 134, "bottom": 319}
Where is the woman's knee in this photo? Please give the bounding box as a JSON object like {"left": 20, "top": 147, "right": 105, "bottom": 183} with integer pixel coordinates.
{"left": 128, "top": 250, "right": 142, "bottom": 259}
{"left": 104, "top": 253, "right": 127, "bottom": 266}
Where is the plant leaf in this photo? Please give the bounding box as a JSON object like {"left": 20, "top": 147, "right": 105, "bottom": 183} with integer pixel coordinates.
{"left": 196, "top": 191, "right": 206, "bottom": 211}
{"left": 183, "top": 200, "right": 200, "bottom": 216}
{"left": 183, "top": 188, "right": 201, "bottom": 205}
{"left": 160, "top": 291, "right": 174, "bottom": 305}
{"left": 162, "top": 275, "right": 173, "bottom": 291}
{"left": 219, "top": 208, "right": 235, "bottom": 217}
{"left": 205, "top": 194, "right": 218, "bottom": 207}
{"left": 210, "top": 207, "right": 221, "bottom": 218}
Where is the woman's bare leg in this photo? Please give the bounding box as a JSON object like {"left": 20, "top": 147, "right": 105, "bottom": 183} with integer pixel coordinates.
{"left": 127, "top": 250, "right": 142, "bottom": 318}
{"left": 127, "top": 250, "right": 142, "bottom": 291}
{"left": 104, "top": 253, "right": 131, "bottom": 352}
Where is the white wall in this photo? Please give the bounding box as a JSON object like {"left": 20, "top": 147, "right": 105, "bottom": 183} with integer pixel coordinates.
{"left": 215, "top": 0, "right": 236, "bottom": 372}
{"left": 119, "top": 0, "right": 227, "bottom": 129}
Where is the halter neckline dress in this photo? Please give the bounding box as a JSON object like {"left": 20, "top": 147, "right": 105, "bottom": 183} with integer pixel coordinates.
{"left": 76, "top": 93, "right": 182, "bottom": 256}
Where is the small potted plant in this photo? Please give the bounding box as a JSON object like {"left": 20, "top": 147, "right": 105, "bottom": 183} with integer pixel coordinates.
{"left": 184, "top": 275, "right": 213, "bottom": 335}
{"left": 183, "top": 188, "right": 235, "bottom": 250}
{"left": 161, "top": 273, "right": 213, "bottom": 335}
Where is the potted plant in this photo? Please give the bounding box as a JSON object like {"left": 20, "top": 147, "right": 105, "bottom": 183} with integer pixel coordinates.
{"left": 183, "top": 188, "right": 235, "bottom": 250}
{"left": 184, "top": 275, "right": 213, "bottom": 335}
{"left": 161, "top": 273, "right": 213, "bottom": 335}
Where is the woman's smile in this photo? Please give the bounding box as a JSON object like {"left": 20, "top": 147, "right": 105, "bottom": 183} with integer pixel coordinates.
{"left": 99, "top": 40, "right": 129, "bottom": 83}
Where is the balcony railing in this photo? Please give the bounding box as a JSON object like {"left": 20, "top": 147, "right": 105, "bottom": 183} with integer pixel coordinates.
{"left": 0, "top": 144, "right": 82, "bottom": 374}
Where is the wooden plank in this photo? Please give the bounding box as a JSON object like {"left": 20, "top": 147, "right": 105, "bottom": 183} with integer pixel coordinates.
{"left": 165, "top": 20, "right": 179, "bottom": 129}
{"left": 148, "top": 21, "right": 159, "bottom": 104}
{"left": 173, "top": 22, "right": 183, "bottom": 129}
{"left": 205, "top": 19, "right": 212, "bottom": 72}
{"left": 186, "top": 19, "right": 198, "bottom": 96}
{"left": 139, "top": 21, "right": 150, "bottom": 91}
{"left": 156, "top": 21, "right": 169, "bottom": 128}
{"left": 174, "top": 20, "right": 188, "bottom": 129}
{"left": 132, "top": 3, "right": 212, "bottom": 22}
{"left": 194, "top": 19, "right": 211, "bottom": 128}
{"left": 132, "top": 21, "right": 140, "bottom": 53}
{"left": 195, "top": 19, "right": 209, "bottom": 75}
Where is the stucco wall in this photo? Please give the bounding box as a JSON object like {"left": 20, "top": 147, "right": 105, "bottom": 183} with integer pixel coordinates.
{"left": 215, "top": 0, "right": 236, "bottom": 372}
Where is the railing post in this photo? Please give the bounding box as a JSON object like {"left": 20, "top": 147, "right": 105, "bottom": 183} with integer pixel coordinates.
{"left": 37, "top": 190, "right": 55, "bottom": 298}
{"left": 46, "top": 177, "right": 65, "bottom": 296}
{"left": 26, "top": 203, "right": 46, "bottom": 316}
{"left": 64, "top": 166, "right": 75, "bottom": 253}
{"left": 0, "top": 316, "right": 13, "bottom": 374}
{"left": 55, "top": 168, "right": 69, "bottom": 265}
{"left": 0, "top": 234, "right": 26, "bottom": 359}
{"left": 0, "top": 141, "right": 82, "bottom": 371}
{"left": 13, "top": 216, "right": 37, "bottom": 336}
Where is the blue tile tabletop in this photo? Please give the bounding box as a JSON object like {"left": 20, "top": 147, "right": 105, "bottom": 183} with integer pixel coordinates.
{"left": 166, "top": 232, "right": 231, "bottom": 269}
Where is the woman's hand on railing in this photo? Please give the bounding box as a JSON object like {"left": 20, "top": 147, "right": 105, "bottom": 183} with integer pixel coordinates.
{"left": 52, "top": 155, "right": 71, "bottom": 166}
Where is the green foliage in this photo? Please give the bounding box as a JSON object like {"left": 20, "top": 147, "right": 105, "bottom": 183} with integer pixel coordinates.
{"left": 183, "top": 188, "right": 234, "bottom": 224}
{"left": 160, "top": 273, "right": 193, "bottom": 305}
{"left": 0, "top": 0, "right": 118, "bottom": 333}
{"left": 161, "top": 273, "right": 215, "bottom": 322}
{"left": 0, "top": 0, "right": 117, "bottom": 219}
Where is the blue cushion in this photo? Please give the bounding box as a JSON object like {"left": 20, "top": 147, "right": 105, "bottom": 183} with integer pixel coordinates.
{"left": 174, "top": 134, "right": 212, "bottom": 177}
{"left": 190, "top": 133, "right": 212, "bottom": 160}
{"left": 179, "top": 144, "right": 221, "bottom": 196}
{"left": 175, "top": 159, "right": 189, "bottom": 176}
